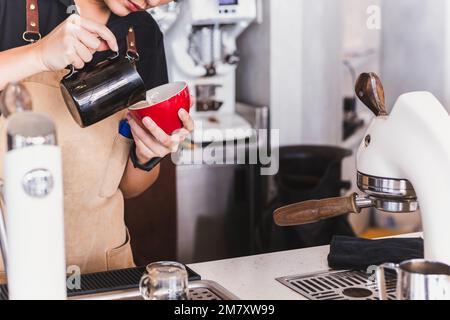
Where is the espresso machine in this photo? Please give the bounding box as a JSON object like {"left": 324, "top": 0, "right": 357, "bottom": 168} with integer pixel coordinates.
{"left": 162, "top": 0, "right": 258, "bottom": 143}
{"left": 0, "top": 84, "right": 67, "bottom": 300}
{"left": 274, "top": 72, "right": 450, "bottom": 265}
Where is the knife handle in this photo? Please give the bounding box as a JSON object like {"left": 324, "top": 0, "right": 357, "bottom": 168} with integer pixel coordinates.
{"left": 273, "top": 193, "right": 360, "bottom": 227}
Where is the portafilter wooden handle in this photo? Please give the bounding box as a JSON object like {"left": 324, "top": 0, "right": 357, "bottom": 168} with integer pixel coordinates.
{"left": 273, "top": 193, "right": 361, "bottom": 227}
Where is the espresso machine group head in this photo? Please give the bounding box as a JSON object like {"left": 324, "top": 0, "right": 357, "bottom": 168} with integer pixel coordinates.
{"left": 274, "top": 72, "right": 450, "bottom": 265}
{"left": 355, "top": 73, "right": 419, "bottom": 215}
{"left": 356, "top": 72, "right": 450, "bottom": 264}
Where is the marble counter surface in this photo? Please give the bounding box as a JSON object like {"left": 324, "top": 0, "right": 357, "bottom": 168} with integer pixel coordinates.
{"left": 188, "top": 233, "right": 422, "bottom": 300}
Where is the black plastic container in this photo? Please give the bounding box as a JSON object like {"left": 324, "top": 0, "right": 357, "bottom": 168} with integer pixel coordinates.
{"left": 277, "top": 146, "right": 352, "bottom": 203}
{"left": 261, "top": 146, "right": 355, "bottom": 251}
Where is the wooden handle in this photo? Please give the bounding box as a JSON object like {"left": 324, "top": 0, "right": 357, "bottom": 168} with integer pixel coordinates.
{"left": 273, "top": 194, "right": 360, "bottom": 227}
{"left": 355, "top": 72, "right": 387, "bottom": 116}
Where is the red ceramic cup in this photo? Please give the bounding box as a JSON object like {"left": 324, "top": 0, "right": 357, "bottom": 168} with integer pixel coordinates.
{"left": 129, "top": 82, "right": 191, "bottom": 135}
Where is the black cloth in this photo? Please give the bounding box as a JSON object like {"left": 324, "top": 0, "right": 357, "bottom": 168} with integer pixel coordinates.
{"left": 327, "top": 236, "right": 424, "bottom": 270}
{"left": 0, "top": 0, "right": 168, "bottom": 90}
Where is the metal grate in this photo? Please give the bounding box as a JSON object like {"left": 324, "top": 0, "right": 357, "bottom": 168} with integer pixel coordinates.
{"left": 277, "top": 269, "right": 397, "bottom": 300}
{"left": 188, "top": 281, "right": 225, "bottom": 300}
{"left": 190, "top": 288, "right": 221, "bottom": 300}
{"left": 119, "top": 283, "right": 226, "bottom": 300}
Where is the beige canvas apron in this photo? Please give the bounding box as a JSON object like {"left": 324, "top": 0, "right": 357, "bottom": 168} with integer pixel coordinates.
{"left": 0, "top": 70, "right": 135, "bottom": 284}
{"left": 0, "top": 1, "right": 138, "bottom": 284}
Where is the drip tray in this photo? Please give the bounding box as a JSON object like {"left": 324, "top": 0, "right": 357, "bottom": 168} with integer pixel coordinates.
{"left": 277, "top": 269, "right": 397, "bottom": 300}
{"left": 72, "top": 280, "right": 239, "bottom": 300}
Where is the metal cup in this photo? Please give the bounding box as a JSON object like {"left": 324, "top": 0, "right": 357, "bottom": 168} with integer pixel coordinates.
{"left": 60, "top": 54, "right": 146, "bottom": 128}
{"left": 377, "top": 259, "right": 450, "bottom": 300}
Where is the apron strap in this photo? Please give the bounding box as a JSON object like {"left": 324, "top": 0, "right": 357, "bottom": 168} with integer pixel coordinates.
{"left": 23, "top": 0, "right": 41, "bottom": 43}
{"left": 126, "top": 27, "right": 140, "bottom": 61}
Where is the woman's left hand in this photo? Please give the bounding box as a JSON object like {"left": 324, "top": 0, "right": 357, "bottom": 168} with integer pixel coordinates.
{"left": 126, "top": 99, "right": 195, "bottom": 164}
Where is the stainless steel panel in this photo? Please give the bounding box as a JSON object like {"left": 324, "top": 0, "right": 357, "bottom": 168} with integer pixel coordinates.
{"left": 176, "top": 103, "right": 269, "bottom": 264}
{"left": 177, "top": 164, "right": 245, "bottom": 264}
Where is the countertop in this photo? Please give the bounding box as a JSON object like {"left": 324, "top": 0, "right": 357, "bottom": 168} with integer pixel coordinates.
{"left": 188, "top": 233, "right": 422, "bottom": 300}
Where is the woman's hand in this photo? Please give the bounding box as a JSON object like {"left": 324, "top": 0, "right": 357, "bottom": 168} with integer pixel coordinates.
{"left": 120, "top": 95, "right": 193, "bottom": 198}
{"left": 33, "top": 14, "right": 118, "bottom": 71}
{"left": 126, "top": 100, "right": 195, "bottom": 164}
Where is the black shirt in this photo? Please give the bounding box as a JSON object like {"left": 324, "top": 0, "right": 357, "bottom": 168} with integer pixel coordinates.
{"left": 0, "top": 0, "right": 168, "bottom": 90}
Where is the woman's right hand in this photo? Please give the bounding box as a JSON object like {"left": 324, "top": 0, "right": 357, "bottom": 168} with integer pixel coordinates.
{"left": 32, "top": 14, "right": 118, "bottom": 71}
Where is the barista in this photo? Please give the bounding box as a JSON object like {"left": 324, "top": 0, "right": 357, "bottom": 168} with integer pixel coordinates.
{"left": 0, "top": 0, "right": 193, "bottom": 283}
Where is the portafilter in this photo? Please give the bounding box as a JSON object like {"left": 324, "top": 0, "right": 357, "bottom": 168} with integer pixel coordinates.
{"left": 274, "top": 73, "right": 419, "bottom": 227}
